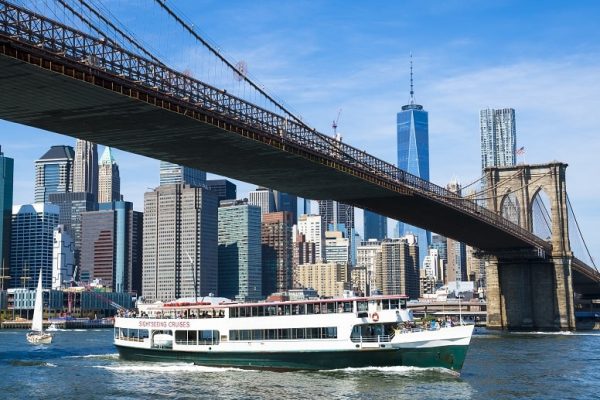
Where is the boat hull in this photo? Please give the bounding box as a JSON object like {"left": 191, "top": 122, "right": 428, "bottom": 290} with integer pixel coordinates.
{"left": 26, "top": 332, "right": 53, "bottom": 345}
{"left": 115, "top": 344, "right": 469, "bottom": 371}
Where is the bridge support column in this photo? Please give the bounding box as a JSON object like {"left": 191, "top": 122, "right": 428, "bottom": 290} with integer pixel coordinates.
{"left": 485, "top": 251, "right": 576, "bottom": 331}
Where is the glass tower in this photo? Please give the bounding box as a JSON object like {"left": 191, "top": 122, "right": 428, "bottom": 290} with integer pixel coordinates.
{"left": 363, "top": 210, "right": 387, "bottom": 241}
{"left": 480, "top": 108, "right": 516, "bottom": 171}
{"left": 34, "top": 145, "right": 74, "bottom": 203}
{"left": 218, "top": 200, "right": 262, "bottom": 301}
{"left": 396, "top": 56, "right": 430, "bottom": 265}
{"left": 159, "top": 161, "right": 206, "bottom": 187}
{"left": 0, "top": 146, "right": 13, "bottom": 282}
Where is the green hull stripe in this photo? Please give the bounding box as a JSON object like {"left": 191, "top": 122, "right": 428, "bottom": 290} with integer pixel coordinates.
{"left": 115, "top": 345, "right": 470, "bottom": 371}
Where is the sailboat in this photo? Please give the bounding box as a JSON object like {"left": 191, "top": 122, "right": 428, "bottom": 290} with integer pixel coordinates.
{"left": 26, "top": 272, "right": 53, "bottom": 344}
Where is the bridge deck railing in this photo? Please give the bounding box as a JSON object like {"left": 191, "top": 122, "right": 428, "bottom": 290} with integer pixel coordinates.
{"left": 0, "top": 0, "right": 550, "bottom": 253}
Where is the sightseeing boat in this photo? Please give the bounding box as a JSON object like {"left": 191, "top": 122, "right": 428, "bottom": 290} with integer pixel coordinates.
{"left": 114, "top": 295, "right": 473, "bottom": 372}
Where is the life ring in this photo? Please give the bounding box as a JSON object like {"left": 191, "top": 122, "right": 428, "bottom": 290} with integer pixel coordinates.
{"left": 372, "top": 312, "right": 379, "bottom": 322}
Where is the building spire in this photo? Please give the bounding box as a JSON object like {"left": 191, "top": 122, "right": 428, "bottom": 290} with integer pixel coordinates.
{"left": 409, "top": 52, "right": 415, "bottom": 105}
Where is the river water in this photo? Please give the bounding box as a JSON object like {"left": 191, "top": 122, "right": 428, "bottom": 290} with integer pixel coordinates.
{"left": 0, "top": 328, "right": 598, "bottom": 399}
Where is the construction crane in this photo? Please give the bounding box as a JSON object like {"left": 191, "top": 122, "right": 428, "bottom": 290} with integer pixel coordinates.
{"left": 332, "top": 108, "right": 342, "bottom": 138}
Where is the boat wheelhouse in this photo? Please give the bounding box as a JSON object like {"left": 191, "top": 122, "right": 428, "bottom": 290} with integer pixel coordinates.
{"left": 114, "top": 295, "right": 473, "bottom": 372}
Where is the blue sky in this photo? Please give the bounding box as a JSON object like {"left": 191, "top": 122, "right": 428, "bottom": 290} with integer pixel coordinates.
{"left": 1, "top": 0, "right": 599, "bottom": 265}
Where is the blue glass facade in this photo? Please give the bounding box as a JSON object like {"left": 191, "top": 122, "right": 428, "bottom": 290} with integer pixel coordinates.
{"left": 159, "top": 161, "right": 206, "bottom": 187}
{"left": 397, "top": 104, "right": 431, "bottom": 265}
{"left": 0, "top": 147, "right": 13, "bottom": 280}
{"left": 363, "top": 210, "right": 387, "bottom": 241}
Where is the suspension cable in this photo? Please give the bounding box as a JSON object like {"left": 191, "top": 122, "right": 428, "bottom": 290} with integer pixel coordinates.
{"left": 75, "top": 0, "right": 167, "bottom": 66}
{"left": 152, "top": 0, "right": 308, "bottom": 128}
{"left": 566, "top": 194, "right": 597, "bottom": 268}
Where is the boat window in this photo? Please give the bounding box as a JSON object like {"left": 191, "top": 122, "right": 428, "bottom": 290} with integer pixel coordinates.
{"left": 252, "top": 329, "right": 263, "bottom": 340}
{"left": 389, "top": 299, "right": 400, "bottom": 310}
{"left": 187, "top": 330, "right": 198, "bottom": 345}
{"left": 327, "top": 302, "right": 336, "bottom": 314}
{"left": 357, "top": 301, "right": 368, "bottom": 312}
{"left": 306, "top": 303, "right": 314, "bottom": 314}
{"left": 230, "top": 308, "right": 238, "bottom": 318}
{"left": 343, "top": 302, "right": 353, "bottom": 313}
{"left": 400, "top": 299, "right": 407, "bottom": 309}
{"left": 229, "top": 327, "right": 337, "bottom": 341}
{"left": 252, "top": 307, "right": 259, "bottom": 317}
{"left": 284, "top": 305, "right": 292, "bottom": 315}
{"left": 382, "top": 299, "right": 390, "bottom": 310}
{"left": 314, "top": 304, "right": 321, "bottom": 314}
{"left": 256, "top": 306, "right": 265, "bottom": 317}
{"left": 239, "top": 307, "right": 248, "bottom": 318}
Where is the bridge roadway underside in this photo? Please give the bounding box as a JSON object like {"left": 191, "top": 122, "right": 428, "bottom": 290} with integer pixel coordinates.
{"left": 0, "top": 48, "right": 594, "bottom": 277}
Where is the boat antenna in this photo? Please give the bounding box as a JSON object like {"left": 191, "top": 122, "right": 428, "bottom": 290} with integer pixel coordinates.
{"left": 184, "top": 250, "right": 198, "bottom": 304}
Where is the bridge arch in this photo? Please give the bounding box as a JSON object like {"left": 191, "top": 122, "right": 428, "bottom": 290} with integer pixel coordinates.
{"left": 529, "top": 186, "right": 553, "bottom": 241}
{"left": 485, "top": 162, "right": 571, "bottom": 256}
{"left": 500, "top": 190, "right": 520, "bottom": 226}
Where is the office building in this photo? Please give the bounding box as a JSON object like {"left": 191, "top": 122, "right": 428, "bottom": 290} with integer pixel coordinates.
{"left": 10, "top": 203, "right": 59, "bottom": 289}
{"left": 98, "top": 147, "right": 121, "bottom": 203}
{"left": 205, "top": 179, "right": 236, "bottom": 203}
{"left": 73, "top": 139, "right": 98, "bottom": 200}
{"left": 356, "top": 239, "right": 382, "bottom": 295}
{"left": 248, "top": 187, "right": 275, "bottom": 217}
{"left": 51, "top": 225, "right": 74, "bottom": 290}
{"left": 273, "top": 191, "right": 298, "bottom": 224}
{"left": 159, "top": 161, "right": 206, "bottom": 187}
{"left": 218, "top": 200, "right": 262, "bottom": 301}
{"left": 82, "top": 201, "right": 143, "bottom": 293}
{"left": 297, "top": 214, "right": 324, "bottom": 262}
{"left": 377, "top": 236, "right": 419, "bottom": 299}
{"left": 261, "top": 211, "right": 293, "bottom": 296}
{"left": 48, "top": 192, "right": 97, "bottom": 267}
{"left": 396, "top": 57, "right": 430, "bottom": 264}
{"left": 0, "top": 146, "right": 13, "bottom": 278}
{"left": 324, "top": 230, "right": 350, "bottom": 265}
{"left": 480, "top": 108, "right": 516, "bottom": 171}
{"left": 317, "top": 200, "right": 354, "bottom": 234}
{"left": 34, "top": 145, "right": 74, "bottom": 203}
{"left": 363, "top": 209, "right": 387, "bottom": 241}
{"left": 294, "top": 262, "right": 350, "bottom": 298}
{"left": 143, "top": 185, "right": 217, "bottom": 302}
{"left": 445, "top": 180, "right": 467, "bottom": 283}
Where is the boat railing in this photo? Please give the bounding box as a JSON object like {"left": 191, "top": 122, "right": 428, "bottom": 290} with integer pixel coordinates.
{"left": 351, "top": 334, "right": 392, "bottom": 343}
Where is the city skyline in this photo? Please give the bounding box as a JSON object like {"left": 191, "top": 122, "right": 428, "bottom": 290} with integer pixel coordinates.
{"left": 0, "top": 1, "right": 598, "bottom": 262}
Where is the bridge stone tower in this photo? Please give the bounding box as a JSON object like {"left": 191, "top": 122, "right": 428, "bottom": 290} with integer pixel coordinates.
{"left": 484, "top": 162, "right": 575, "bottom": 330}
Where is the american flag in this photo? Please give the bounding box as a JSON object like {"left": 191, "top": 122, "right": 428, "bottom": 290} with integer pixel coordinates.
{"left": 516, "top": 146, "right": 525, "bottom": 156}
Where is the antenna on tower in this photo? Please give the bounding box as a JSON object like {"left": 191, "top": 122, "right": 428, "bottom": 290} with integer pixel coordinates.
{"left": 409, "top": 52, "right": 415, "bottom": 105}
{"left": 332, "top": 108, "right": 342, "bottom": 138}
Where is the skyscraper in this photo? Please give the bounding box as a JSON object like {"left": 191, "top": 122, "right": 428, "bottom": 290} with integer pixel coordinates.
{"left": 297, "top": 214, "right": 325, "bottom": 262}
{"left": 0, "top": 146, "right": 13, "bottom": 278}
{"left": 142, "top": 185, "right": 218, "bottom": 302}
{"left": 73, "top": 139, "right": 98, "bottom": 200}
{"left": 273, "top": 191, "right": 298, "bottom": 224}
{"left": 98, "top": 147, "right": 121, "bottom": 203}
{"left": 205, "top": 179, "right": 236, "bottom": 203}
{"left": 34, "top": 145, "right": 74, "bottom": 203}
{"left": 317, "top": 200, "right": 354, "bottom": 233}
{"left": 248, "top": 187, "right": 275, "bottom": 217}
{"left": 396, "top": 56, "right": 430, "bottom": 264}
{"left": 261, "top": 211, "right": 293, "bottom": 295}
{"left": 377, "top": 235, "right": 420, "bottom": 299}
{"left": 480, "top": 108, "right": 516, "bottom": 171}
{"left": 159, "top": 161, "right": 206, "bottom": 187}
{"left": 10, "top": 204, "right": 59, "bottom": 289}
{"left": 81, "top": 201, "right": 143, "bottom": 293}
{"left": 48, "top": 192, "right": 97, "bottom": 268}
{"left": 51, "top": 224, "right": 74, "bottom": 290}
{"left": 218, "top": 200, "right": 262, "bottom": 301}
{"left": 363, "top": 209, "right": 387, "bottom": 241}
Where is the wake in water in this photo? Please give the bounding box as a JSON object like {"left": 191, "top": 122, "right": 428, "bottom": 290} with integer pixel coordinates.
{"left": 95, "top": 362, "right": 245, "bottom": 373}
{"left": 10, "top": 360, "right": 57, "bottom": 367}
{"left": 63, "top": 353, "right": 119, "bottom": 360}
{"left": 324, "top": 365, "right": 460, "bottom": 377}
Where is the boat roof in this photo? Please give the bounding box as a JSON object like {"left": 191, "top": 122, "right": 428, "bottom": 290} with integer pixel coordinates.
{"left": 143, "top": 294, "right": 409, "bottom": 310}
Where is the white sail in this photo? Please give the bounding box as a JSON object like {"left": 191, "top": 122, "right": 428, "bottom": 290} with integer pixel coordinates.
{"left": 31, "top": 272, "right": 44, "bottom": 333}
